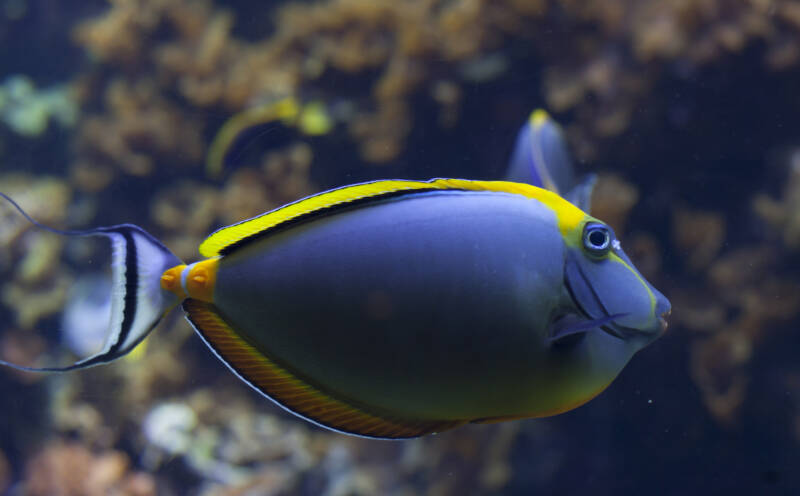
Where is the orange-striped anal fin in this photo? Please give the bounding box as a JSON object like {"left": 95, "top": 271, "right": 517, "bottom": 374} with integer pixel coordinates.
{"left": 183, "top": 298, "right": 465, "bottom": 439}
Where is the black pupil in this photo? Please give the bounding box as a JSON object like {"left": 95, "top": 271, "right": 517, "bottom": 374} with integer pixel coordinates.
{"left": 588, "top": 229, "right": 607, "bottom": 248}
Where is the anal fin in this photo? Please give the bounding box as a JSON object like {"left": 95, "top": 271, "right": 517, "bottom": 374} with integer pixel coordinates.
{"left": 183, "top": 299, "right": 465, "bottom": 439}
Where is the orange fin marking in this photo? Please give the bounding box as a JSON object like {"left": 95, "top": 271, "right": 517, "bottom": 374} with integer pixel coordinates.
{"left": 184, "top": 258, "right": 218, "bottom": 303}
{"left": 183, "top": 299, "right": 465, "bottom": 439}
{"left": 161, "top": 265, "right": 186, "bottom": 298}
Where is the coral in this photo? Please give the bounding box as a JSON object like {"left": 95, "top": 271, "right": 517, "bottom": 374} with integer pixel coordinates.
{"left": 672, "top": 207, "right": 726, "bottom": 272}
{"left": 0, "top": 174, "right": 73, "bottom": 329}
{"left": 1, "top": 269, "right": 72, "bottom": 329}
{"left": 73, "top": 0, "right": 164, "bottom": 64}
{"left": 217, "top": 141, "right": 316, "bottom": 225}
{"left": 151, "top": 180, "right": 219, "bottom": 261}
{"left": 753, "top": 149, "right": 800, "bottom": 250}
{"left": 132, "top": 387, "right": 523, "bottom": 495}
{"left": 23, "top": 440, "right": 156, "bottom": 496}
{"left": 0, "top": 174, "right": 71, "bottom": 241}
{"left": 72, "top": 78, "right": 205, "bottom": 190}
{"left": 70, "top": 0, "right": 243, "bottom": 190}
{"left": 534, "top": 0, "right": 800, "bottom": 159}
{"left": 667, "top": 149, "right": 800, "bottom": 423}
{"left": 147, "top": 140, "right": 314, "bottom": 261}
{"left": 659, "top": 145, "right": 800, "bottom": 426}
{"left": 63, "top": 0, "right": 800, "bottom": 176}
{"left": 0, "top": 328, "right": 47, "bottom": 384}
{"left": 0, "top": 75, "right": 78, "bottom": 137}
{"left": 588, "top": 174, "right": 639, "bottom": 235}
{"left": 674, "top": 244, "right": 800, "bottom": 424}
{"left": 690, "top": 329, "right": 750, "bottom": 425}
{"left": 62, "top": 0, "right": 800, "bottom": 202}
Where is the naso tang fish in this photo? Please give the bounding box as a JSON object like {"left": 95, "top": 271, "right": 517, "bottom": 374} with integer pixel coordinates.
{"left": 0, "top": 175, "right": 670, "bottom": 439}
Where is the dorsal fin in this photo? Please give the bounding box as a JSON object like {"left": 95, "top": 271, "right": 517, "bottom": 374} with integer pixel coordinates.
{"left": 505, "top": 109, "right": 597, "bottom": 213}
{"left": 199, "top": 178, "right": 587, "bottom": 257}
{"left": 183, "top": 299, "right": 465, "bottom": 438}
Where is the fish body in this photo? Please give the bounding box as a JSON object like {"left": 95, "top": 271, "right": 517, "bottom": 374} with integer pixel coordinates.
{"left": 155, "top": 179, "right": 668, "bottom": 437}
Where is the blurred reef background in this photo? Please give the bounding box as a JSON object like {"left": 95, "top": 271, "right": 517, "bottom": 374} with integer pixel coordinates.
{"left": 2, "top": 0, "right": 800, "bottom": 494}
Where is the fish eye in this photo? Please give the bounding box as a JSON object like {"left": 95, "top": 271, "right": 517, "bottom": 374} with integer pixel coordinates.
{"left": 583, "top": 223, "right": 611, "bottom": 257}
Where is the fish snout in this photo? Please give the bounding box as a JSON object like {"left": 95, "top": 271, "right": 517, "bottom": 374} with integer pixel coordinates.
{"left": 655, "top": 300, "right": 671, "bottom": 337}
{"left": 658, "top": 311, "right": 670, "bottom": 335}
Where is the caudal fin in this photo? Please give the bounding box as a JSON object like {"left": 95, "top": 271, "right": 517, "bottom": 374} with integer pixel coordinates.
{"left": 0, "top": 192, "right": 182, "bottom": 372}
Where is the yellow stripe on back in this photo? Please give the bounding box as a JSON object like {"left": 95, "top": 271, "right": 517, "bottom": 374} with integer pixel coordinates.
{"left": 183, "top": 299, "right": 464, "bottom": 438}
{"left": 199, "top": 178, "right": 587, "bottom": 257}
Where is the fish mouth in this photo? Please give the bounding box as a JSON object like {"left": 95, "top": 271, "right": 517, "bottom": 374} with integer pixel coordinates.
{"left": 658, "top": 309, "right": 671, "bottom": 335}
